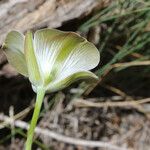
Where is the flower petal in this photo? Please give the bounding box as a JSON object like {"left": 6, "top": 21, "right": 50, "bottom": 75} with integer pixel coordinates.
{"left": 24, "top": 31, "right": 41, "bottom": 86}
{"left": 34, "top": 29, "right": 66, "bottom": 85}
{"left": 3, "top": 31, "right": 28, "bottom": 76}
{"left": 55, "top": 40, "right": 100, "bottom": 81}
{"left": 46, "top": 71, "right": 98, "bottom": 92}
{"left": 33, "top": 28, "right": 100, "bottom": 86}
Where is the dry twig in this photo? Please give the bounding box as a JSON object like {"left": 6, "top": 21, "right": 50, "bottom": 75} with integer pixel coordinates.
{"left": 74, "top": 97, "right": 150, "bottom": 109}
{"left": 112, "top": 61, "right": 150, "bottom": 68}
{"left": 0, "top": 114, "right": 128, "bottom": 150}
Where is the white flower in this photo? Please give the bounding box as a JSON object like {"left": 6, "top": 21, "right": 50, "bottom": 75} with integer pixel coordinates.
{"left": 3, "top": 28, "right": 100, "bottom": 93}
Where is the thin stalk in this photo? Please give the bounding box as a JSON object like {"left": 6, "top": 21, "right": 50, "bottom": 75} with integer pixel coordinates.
{"left": 25, "top": 87, "right": 45, "bottom": 150}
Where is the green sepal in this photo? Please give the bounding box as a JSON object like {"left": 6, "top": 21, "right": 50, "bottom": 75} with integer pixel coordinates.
{"left": 24, "top": 31, "right": 41, "bottom": 86}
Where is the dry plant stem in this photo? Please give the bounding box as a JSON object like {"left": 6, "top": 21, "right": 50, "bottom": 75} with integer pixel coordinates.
{"left": 0, "top": 114, "right": 127, "bottom": 150}
{"left": 112, "top": 61, "right": 150, "bottom": 68}
{"left": 74, "top": 98, "right": 150, "bottom": 108}
{"left": 25, "top": 88, "right": 45, "bottom": 150}
{"left": 0, "top": 104, "right": 33, "bottom": 129}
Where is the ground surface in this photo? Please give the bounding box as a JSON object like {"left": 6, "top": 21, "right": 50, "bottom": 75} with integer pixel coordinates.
{"left": 0, "top": 0, "right": 150, "bottom": 150}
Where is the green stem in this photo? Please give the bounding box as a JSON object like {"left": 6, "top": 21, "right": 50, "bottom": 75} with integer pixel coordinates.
{"left": 25, "top": 87, "right": 45, "bottom": 150}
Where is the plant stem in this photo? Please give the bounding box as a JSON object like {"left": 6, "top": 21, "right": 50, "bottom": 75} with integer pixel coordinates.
{"left": 25, "top": 87, "right": 45, "bottom": 150}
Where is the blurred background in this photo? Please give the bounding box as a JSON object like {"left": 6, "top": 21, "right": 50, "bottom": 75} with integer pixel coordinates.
{"left": 0, "top": 0, "right": 150, "bottom": 150}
